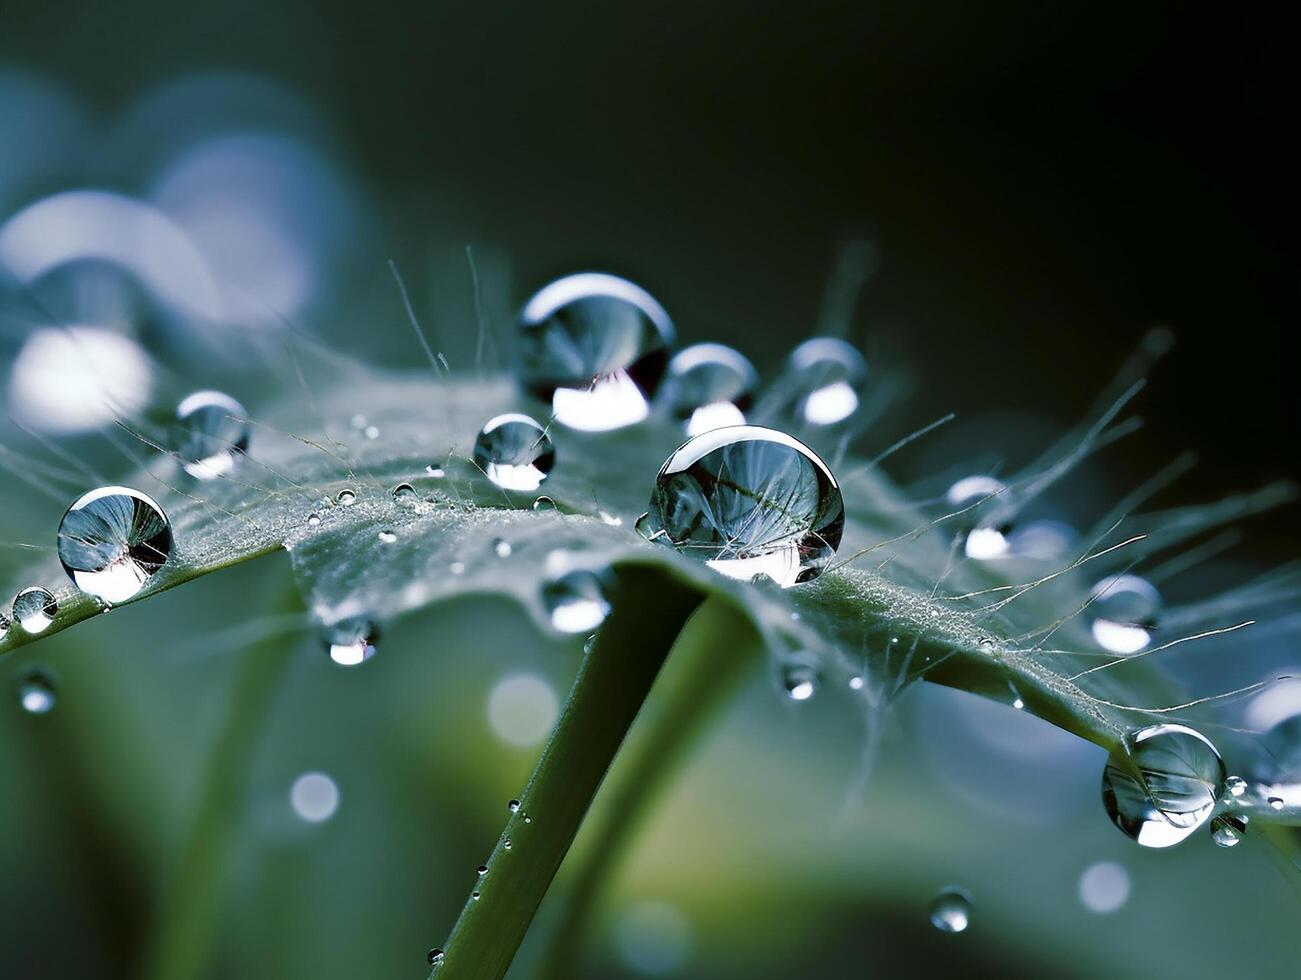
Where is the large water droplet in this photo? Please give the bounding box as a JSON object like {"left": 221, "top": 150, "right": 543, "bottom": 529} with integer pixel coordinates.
{"left": 646, "top": 426, "right": 843, "bottom": 586}
{"left": 1210, "top": 813, "right": 1247, "bottom": 847}
{"left": 473, "top": 413, "right": 555, "bottom": 492}
{"left": 56, "top": 486, "right": 173, "bottom": 603}
{"left": 16, "top": 669, "right": 56, "bottom": 714}
{"left": 12, "top": 587, "right": 58, "bottom": 633}
{"left": 290, "top": 771, "right": 339, "bottom": 822}
{"left": 517, "top": 272, "right": 674, "bottom": 431}
{"left": 945, "top": 476, "right": 1013, "bottom": 559}
{"left": 323, "top": 616, "right": 379, "bottom": 666}
{"left": 542, "top": 554, "right": 612, "bottom": 633}
{"left": 1089, "top": 574, "right": 1161, "bottom": 654}
{"left": 174, "top": 390, "right": 250, "bottom": 479}
{"left": 784, "top": 337, "right": 867, "bottom": 426}
{"left": 929, "top": 888, "right": 972, "bottom": 933}
{"left": 1101, "top": 723, "right": 1224, "bottom": 847}
{"left": 661, "top": 343, "right": 757, "bottom": 436}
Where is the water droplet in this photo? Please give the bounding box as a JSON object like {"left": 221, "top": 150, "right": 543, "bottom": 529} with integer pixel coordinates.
{"left": 1102, "top": 723, "right": 1224, "bottom": 847}
{"left": 1089, "top": 574, "right": 1161, "bottom": 654}
{"left": 929, "top": 888, "right": 972, "bottom": 933}
{"left": 532, "top": 496, "right": 558, "bottom": 512}
{"left": 473, "top": 413, "right": 555, "bottom": 492}
{"left": 646, "top": 426, "right": 843, "bottom": 587}
{"left": 503, "top": 838, "right": 512, "bottom": 850}
{"left": 427, "top": 948, "right": 444, "bottom": 967}
{"left": 542, "top": 557, "right": 612, "bottom": 634}
{"left": 290, "top": 771, "right": 339, "bottom": 823}
{"left": 518, "top": 272, "right": 674, "bottom": 431}
{"left": 393, "top": 483, "right": 418, "bottom": 505}
{"left": 1225, "top": 775, "right": 1247, "bottom": 798}
{"left": 307, "top": 513, "right": 321, "bottom": 526}
{"left": 508, "top": 799, "right": 521, "bottom": 813}
{"left": 848, "top": 675, "right": 865, "bottom": 691}
{"left": 661, "top": 343, "right": 758, "bottom": 435}
{"left": 364, "top": 425, "right": 379, "bottom": 440}
{"left": 323, "top": 616, "right": 380, "bottom": 666}
{"left": 1210, "top": 813, "right": 1247, "bottom": 847}
{"left": 524, "top": 815, "right": 532, "bottom": 824}
{"left": 56, "top": 487, "right": 173, "bottom": 603}
{"left": 1269, "top": 796, "right": 1284, "bottom": 810}
{"left": 16, "top": 669, "right": 56, "bottom": 714}
{"left": 450, "top": 561, "right": 465, "bottom": 575}
{"left": 784, "top": 337, "right": 867, "bottom": 426}
{"left": 426, "top": 465, "right": 445, "bottom": 478}
{"left": 336, "top": 489, "right": 356, "bottom": 505}
{"left": 173, "top": 390, "right": 250, "bottom": 479}
{"left": 1012, "top": 697, "right": 1025, "bottom": 710}
{"left": 782, "top": 664, "right": 818, "bottom": 701}
{"left": 945, "top": 476, "right": 1013, "bottom": 559}
{"left": 378, "top": 530, "right": 397, "bottom": 544}
{"left": 12, "top": 587, "right": 58, "bottom": 633}
{"left": 493, "top": 538, "right": 512, "bottom": 558}
{"left": 476, "top": 865, "right": 488, "bottom": 876}
{"left": 1077, "top": 861, "right": 1130, "bottom": 914}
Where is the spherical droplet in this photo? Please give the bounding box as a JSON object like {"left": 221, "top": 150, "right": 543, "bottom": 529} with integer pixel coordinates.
{"left": 393, "top": 483, "right": 418, "bottom": 505}
{"left": 336, "top": 489, "right": 356, "bottom": 505}
{"left": 1268, "top": 796, "right": 1284, "bottom": 811}
{"left": 646, "top": 426, "right": 843, "bottom": 587}
{"left": 307, "top": 513, "right": 321, "bottom": 526}
{"left": 1210, "top": 813, "right": 1247, "bottom": 848}
{"left": 1225, "top": 775, "right": 1247, "bottom": 798}
{"left": 174, "top": 390, "right": 250, "bottom": 479}
{"left": 473, "top": 413, "right": 555, "bottom": 492}
{"left": 12, "top": 587, "right": 58, "bottom": 633}
{"left": 493, "top": 538, "right": 512, "bottom": 558}
{"left": 56, "top": 487, "right": 173, "bottom": 603}
{"left": 426, "top": 465, "right": 445, "bottom": 478}
{"left": 945, "top": 476, "right": 1013, "bottom": 559}
{"left": 364, "top": 424, "right": 379, "bottom": 440}
{"left": 290, "top": 771, "right": 339, "bottom": 823}
{"left": 378, "top": 530, "right": 397, "bottom": 544}
{"left": 1089, "top": 574, "right": 1161, "bottom": 655}
{"left": 518, "top": 272, "right": 674, "bottom": 431}
{"left": 503, "top": 838, "right": 512, "bottom": 850}
{"left": 782, "top": 664, "right": 819, "bottom": 701}
{"left": 16, "top": 669, "right": 56, "bottom": 714}
{"left": 323, "top": 616, "right": 380, "bottom": 666}
{"left": 1077, "top": 861, "right": 1130, "bottom": 914}
{"left": 785, "top": 337, "right": 867, "bottom": 426}
{"left": 929, "top": 888, "right": 972, "bottom": 933}
{"left": 542, "top": 555, "right": 612, "bottom": 634}
{"left": 1101, "top": 723, "right": 1224, "bottom": 847}
{"left": 476, "top": 864, "right": 488, "bottom": 876}
{"left": 427, "top": 949, "right": 444, "bottom": 967}
{"left": 661, "top": 342, "right": 758, "bottom": 436}
{"left": 508, "top": 799, "right": 521, "bottom": 813}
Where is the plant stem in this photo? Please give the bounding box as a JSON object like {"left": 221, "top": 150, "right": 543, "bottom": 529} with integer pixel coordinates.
{"left": 432, "top": 565, "right": 705, "bottom": 980}
{"left": 534, "top": 597, "right": 759, "bottom": 979}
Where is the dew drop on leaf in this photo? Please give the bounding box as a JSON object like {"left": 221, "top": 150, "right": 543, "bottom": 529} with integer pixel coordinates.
{"left": 323, "top": 616, "right": 379, "bottom": 666}
{"left": 517, "top": 272, "right": 674, "bottom": 431}
{"left": 16, "top": 668, "right": 56, "bottom": 714}
{"left": 646, "top": 425, "right": 843, "bottom": 587}
{"left": 473, "top": 413, "right": 555, "bottom": 492}
{"left": 476, "top": 864, "right": 488, "bottom": 876}
{"left": 784, "top": 337, "right": 866, "bottom": 426}
{"left": 174, "top": 389, "right": 250, "bottom": 479}
{"left": 945, "top": 476, "right": 1013, "bottom": 559}
{"left": 1101, "top": 723, "right": 1224, "bottom": 847}
{"left": 503, "top": 838, "right": 512, "bottom": 850}
{"left": 1088, "top": 574, "right": 1161, "bottom": 654}
{"left": 660, "top": 342, "right": 757, "bottom": 436}
{"left": 307, "top": 513, "right": 321, "bottom": 526}
{"left": 393, "top": 483, "right": 418, "bottom": 505}
{"left": 12, "top": 587, "right": 58, "bottom": 633}
{"left": 782, "top": 664, "right": 819, "bottom": 701}
{"left": 1210, "top": 813, "right": 1247, "bottom": 847}
{"left": 493, "top": 538, "right": 512, "bottom": 558}
{"left": 336, "top": 489, "right": 356, "bottom": 506}
{"left": 378, "top": 530, "right": 397, "bottom": 544}
{"left": 541, "top": 556, "right": 612, "bottom": 634}
{"left": 56, "top": 487, "right": 173, "bottom": 603}
{"left": 1268, "top": 796, "right": 1284, "bottom": 811}
{"left": 364, "top": 424, "right": 379, "bottom": 440}
{"left": 929, "top": 887, "right": 972, "bottom": 933}
{"left": 427, "top": 949, "right": 444, "bottom": 967}
{"left": 1251, "top": 716, "right": 1300, "bottom": 806}
{"left": 508, "top": 799, "right": 521, "bottom": 813}
{"left": 1225, "top": 775, "right": 1247, "bottom": 798}
{"left": 426, "top": 465, "right": 445, "bottom": 478}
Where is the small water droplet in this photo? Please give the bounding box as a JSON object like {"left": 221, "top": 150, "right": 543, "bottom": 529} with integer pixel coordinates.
{"left": 1225, "top": 775, "right": 1247, "bottom": 798}
{"left": 174, "top": 390, "right": 250, "bottom": 479}
{"left": 393, "top": 483, "right": 418, "bottom": 505}
{"left": 508, "top": 799, "right": 521, "bottom": 813}
{"left": 929, "top": 887, "right": 971, "bottom": 933}
{"left": 493, "top": 538, "right": 512, "bottom": 558}
{"left": 364, "top": 425, "right": 379, "bottom": 440}
{"left": 945, "top": 476, "right": 1013, "bottom": 559}
{"left": 646, "top": 426, "right": 843, "bottom": 587}
{"left": 450, "top": 561, "right": 466, "bottom": 575}
{"left": 473, "top": 413, "right": 555, "bottom": 491}
{"left": 12, "top": 587, "right": 58, "bottom": 633}
{"left": 56, "top": 486, "right": 173, "bottom": 603}
{"left": 782, "top": 664, "right": 819, "bottom": 701}
{"left": 848, "top": 675, "right": 865, "bottom": 691}
{"left": 518, "top": 272, "right": 674, "bottom": 431}
{"left": 661, "top": 342, "right": 757, "bottom": 435}
{"left": 471, "top": 891, "right": 480, "bottom": 900}
{"left": 524, "top": 815, "right": 532, "bottom": 824}
{"left": 323, "top": 616, "right": 380, "bottom": 666}
{"left": 542, "top": 556, "right": 612, "bottom": 633}
{"left": 532, "top": 496, "right": 558, "bottom": 512}
{"left": 476, "top": 865, "right": 488, "bottom": 876}
{"left": 378, "top": 530, "right": 398, "bottom": 544}
{"left": 1101, "top": 723, "right": 1224, "bottom": 847}
{"left": 503, "top": 838, "right": 512, "bottom": 850}
{"left": 1012, "top": 698, "right": 1025, "bottom": 710}
{"left": 1210, "top": 813, "right": 1247, "bottom": 848}
{"left": 290, "top": 771, "right": 339, "bottom": 822}
{"left": 1268, "top": 796, "right": 1284, "bottom": 810}
{"left": 307, "top": 513, "right": 321, "bottom": 526}
{"left": 427, "top": 948, "right": 444, "bottom": 967}
{"left": 336, "top": 489, "right": 356, "bottom": 506}
{"left": 426, "top": 465, "right": 445, "bottom": 478}
{"left": 784, "top": 337, "right": 867, "bottom": 426}
{"left": 16, "top": 669, "right": 56, "bottom": 714}
{"left": 1089, "top": 574, "right": 1161, "bottom": 654}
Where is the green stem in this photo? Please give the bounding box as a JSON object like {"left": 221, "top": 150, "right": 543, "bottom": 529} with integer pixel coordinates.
{"left": 142, "top": 585, "right": 301, "bottom": 980}
{"left": 534, "top": 598, "right": 759, "bottom": 979}
{"left": 432, "top": 565, "right": 705, "bottom": 980}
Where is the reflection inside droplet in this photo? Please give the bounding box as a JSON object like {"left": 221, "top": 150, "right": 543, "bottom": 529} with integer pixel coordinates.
{"left": 16, "top": 669, "right": 57, "bottom": 714}
{"left": 1101, "top": 723, "right": 1224, "bottom": 847}
{"left": 928, "top": 888, "right": 971, "bottom": 933}
{"left": 323, "top": 616, "right": 379, "bottom": 666}
{"left": 473, "top": 413, "right": 555, "bottom": 492}
{"left": 12, "top": 587, "right": 57, "bottom": 633}
{"left": 57, "top": 486, "right": 173, "bottom": 603}
{"left": 174, "top": 390, "right": 250, "bottom": 479}
{"left": 1089, "top": 574, "right": 1160, "bottom": 654}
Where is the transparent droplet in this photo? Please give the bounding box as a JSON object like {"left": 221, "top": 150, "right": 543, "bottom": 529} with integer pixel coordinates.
{"left": 290, "top": 771, "right": 339, "bottom": 823}
{"left": 1077, "top": 861, "right": 1130, "bottom": 914}
{"left": 473, "top": 413, "right": 555, "bottom": 492}
{"left": 393, "top": 483, "right": 418, "bottom": 505}
{"left": 426, "top": 465, "right": 445, "bottom": 478}
{"left": 378, "top": 530, "right": 397, "bottom": 544}
{"left": 1269, "top": 796, "right": 1284, "bottom": 811}
{"left": 929, "top": 888, "right": 972, "bottom": 933}
{"left": 1225, "top": 775, "right": 1247, "bottom": 798}
{"left": 1089, "top": 574, "right": 1161, "bottom": 654}
{"left": 945, "top": 476, "right": 1013, "bottom": 559}
{"left": 323, "top": 616, "right": 379, "bottom": 666}
{"left": 1251, "top": 716, "right": 1301, "bottom": 807}
{"left": 476, "top": 865, "right": 488, "bottom": 876}
{"left": 661, "top": 343, "right": 758, "bottom": 436}
{"left": 336, "top": 489, "right": 356, "bottom": 505}
{"left": 174, "top": 390, "right": 250, "bottom": 479}
{"left": 517, "top": 272, "right": 674, "bottom": 431}
{"left": 784, "top": 337, "right": 867, "bottom": 426}
{"left": 427, "top": 949, "right": 444, "bottom": 967}
{"left": 12, "top": 587, "right": 58, "bottom": 633}
{"left": 16, "top": 669, "right": 56, "bottom": 714}
{"left": 848, "top": 675, "right": 865, "bottom": 691}
{"left": 364, "top": 424, "right": 379, "bottom": 440}
{"left": 1101, "top": 723, "right": 1224, "bottom": 847}
{"left": 1210, "top": 813, "right": 1247, "bottom": 848}
{"left": 55, "top": 486, "right": 173, "bottom": 604}
{"left": 1007, "top": 518, "right": 1078, "bottom": 561}
{"left": 646, "top": 426, "right": 843, "bottom": 587}
{"left": 532, "top": 496, "right": 558, "bottom": 512}
{"left": 782, "top": 664, "right": 819, "bottom": 701}
{"left": 493, "top": 538, "right": 512, "bottom": 558}
{"left": 503, "top": 838, "right": 512, "bottom": 850}
{"left": 542, "top": 556, "right": 612, "bottom": 634}
{"left": 508, "top": 799, "right": 521, "bottom": 813}
{"left": 307, "top": 513, "right": 321, "bottom": 526}
{"left": 471, "top": 891, "right": 480, "bottom": 900}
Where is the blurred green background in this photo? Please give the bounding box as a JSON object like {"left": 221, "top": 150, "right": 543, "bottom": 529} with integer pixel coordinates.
{"left": 2, "top": 3, "right": 1299, "bottom": 978}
